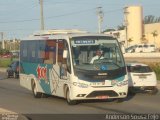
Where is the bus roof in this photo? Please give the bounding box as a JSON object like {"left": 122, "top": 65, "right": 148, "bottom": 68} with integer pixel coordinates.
{"left": 22, "top": 29, "right": 115, "bottom": 40}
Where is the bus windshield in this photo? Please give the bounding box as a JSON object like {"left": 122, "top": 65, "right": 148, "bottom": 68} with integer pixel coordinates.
{"left": 71, "top": 36, "right": 125, "bottom": 75}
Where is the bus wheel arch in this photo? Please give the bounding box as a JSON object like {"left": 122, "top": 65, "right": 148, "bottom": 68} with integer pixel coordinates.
{"left": 64, "top": 85, "right": 77, "bottom": 105}
{"left": 31, "top": 79, "right": 42, "bottom": 98}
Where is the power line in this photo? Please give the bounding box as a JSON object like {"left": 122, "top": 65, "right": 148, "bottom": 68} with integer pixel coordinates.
{"left": 0, "top": 18, "right": 39, "bottom": 24}
{"left": 46, "top": 7, "right": 96, "bottom": 19}
{"left": 104, "top": 8, "right": 123, "bottom": 13}
{"left": 0, "top": 7, "right": 96, "bottom": 24}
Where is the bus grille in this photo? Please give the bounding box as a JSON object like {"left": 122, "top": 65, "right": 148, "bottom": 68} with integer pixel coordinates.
{"left": 86, "top": 90, "right": 118, "bottom": 98}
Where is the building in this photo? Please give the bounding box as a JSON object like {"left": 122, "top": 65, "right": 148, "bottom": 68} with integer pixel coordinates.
{"left": 144, "top": 23, "right": 160, "bottom": 48}
{"left": 104, "top": 5, "right": 160, "bottom": 49}
{"left": 104, "top": 23, "right": 160, "bottom": 49}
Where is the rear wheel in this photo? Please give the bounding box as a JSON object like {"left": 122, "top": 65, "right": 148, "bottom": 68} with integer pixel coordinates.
{"left": 128, "top": 87, "right": 136, "bottom": 95}
{"left": 32, "top": 81, "right": 42, "bottom": 98}
{"left": 66, "top": 88, "right": 77, "bottom": 105}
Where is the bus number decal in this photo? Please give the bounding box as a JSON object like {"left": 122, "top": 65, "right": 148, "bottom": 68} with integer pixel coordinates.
{"left": 36, "top": 65, "right": 48, "bottom": 82}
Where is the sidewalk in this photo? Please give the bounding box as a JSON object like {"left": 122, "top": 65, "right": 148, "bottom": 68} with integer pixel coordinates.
{"left": 0, "top": 108, "right": 28, "bottom": 120}
{"left": 0, "top": 67, "right": 7, "bottom": 73}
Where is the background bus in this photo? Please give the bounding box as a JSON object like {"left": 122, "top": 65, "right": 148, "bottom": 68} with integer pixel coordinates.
{"left": 20, "top": 30, "right": 128, "bottom": 105}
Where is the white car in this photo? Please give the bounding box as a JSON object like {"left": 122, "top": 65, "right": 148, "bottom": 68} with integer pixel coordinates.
{"left": 126, "top": 62, "right": 158, "bottom": 94}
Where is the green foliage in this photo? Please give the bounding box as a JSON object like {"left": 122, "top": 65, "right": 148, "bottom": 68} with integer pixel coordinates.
{"left": 144, "top": 15, "right": 160, "bottom": 24}
{"left": 117, "top": 24, "right": 125, "bottom": 30}
{"left": 103, "top": 29, "right": 115, "bottom": 33}
{"left": 148, "top": 63, "right": 160, "bottom": 81}
{"left": 0, "top": 58, "right": 12, "bottom": 67}
{"left": 0, "top": 49, "right": 10, "bottom": 55}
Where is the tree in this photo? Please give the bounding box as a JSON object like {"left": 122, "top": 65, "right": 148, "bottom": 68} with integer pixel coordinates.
{"left": 103, "top": 28, "right": 115, "bottom": 33}
{"left": 141, "top": 35, "right": 148, "bottom": 44}
{"left": 117, "top": 24, "right": 125, "bottom": 30}
{"left": 144, "top": 15, "right": 160, "bottom": 24}
{"left": 152, "top": 30, "right": 158, "bottom": 45}
{"left": 127, "top": 38, "right": 133, "bottom": 47}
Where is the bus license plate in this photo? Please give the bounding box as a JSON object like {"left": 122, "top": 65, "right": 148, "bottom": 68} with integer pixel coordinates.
{"left": 90, "top": 82, "right": 105, "bottom": 86}
{"left": 139, "top": 76, "right": 147, "bottom": 79}
{"left": 96, "top": 96, "right": 108, "bottom": 99}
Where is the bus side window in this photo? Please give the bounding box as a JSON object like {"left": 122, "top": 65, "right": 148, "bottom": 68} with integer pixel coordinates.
{"left": 58, "top": 40, "right": 71, "bottom": 79}
{"left": 44, "top": 40, "right": 56, "bottom": 64}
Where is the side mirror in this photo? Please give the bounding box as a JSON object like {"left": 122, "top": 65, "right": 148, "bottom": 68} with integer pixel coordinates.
{"left": 63, "top": 50, "right": 68, "bottom": 59}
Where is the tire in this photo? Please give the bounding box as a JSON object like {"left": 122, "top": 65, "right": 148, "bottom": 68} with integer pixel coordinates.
{"left": 13, "top": 72, "right": 17, "bottom": 79}
{"left": 6, "top": 72, "right": 10, "bottom": 78}
{"left": 66, "top": 88, "right": 77, "bottom": 105}
{"left": 32, "top": 81, "right": 42, "bottom": 98}
{"left": 41, "top": 93, "right": 49, "bottom": 98}
{"left": 148, "top": 87, "right": 158, "bottom": 95}
{"left": 128, "top": 87, "right": 136, "bottom": 95}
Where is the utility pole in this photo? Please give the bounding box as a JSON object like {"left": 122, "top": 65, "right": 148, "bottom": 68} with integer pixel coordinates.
{"left": 97, "top": 7, "right": 104, "bottom": 33}
{"left": 124, "top": 7, "right": 129, "bottom": 48}
{"left": 39, "top": 0, "right": 45, "bottom": 30}
{"left": 0, "top": 32, "right": 5, "bottom": 49}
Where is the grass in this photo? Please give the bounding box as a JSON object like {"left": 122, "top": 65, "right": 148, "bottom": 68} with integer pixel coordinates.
{"left": 0, "top": 58, "right": 12, "bottom": 67}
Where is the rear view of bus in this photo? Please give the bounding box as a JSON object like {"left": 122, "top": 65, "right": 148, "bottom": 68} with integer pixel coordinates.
{"left": 69, "top": 35, "right": 128, "bottom": 103}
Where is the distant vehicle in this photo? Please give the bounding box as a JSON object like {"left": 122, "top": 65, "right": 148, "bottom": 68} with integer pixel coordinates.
{"left": 126, "top": 62, "right": 158, "bottom": 94}
{"left": 135, "top": 44, "right": 156, "bottom": 53}
{"left": 11, "top": 50, "right": 19, "bottom": 58}
{"left": 6, "top": 61, "right": 19, "bottom": 78}
{"left": 0, "top": 53, "right": 12, "bottom": 58}
{"left": 125, "top": 45, "right": 137, "bottom": 53}
{"left": 125, "top": 44, "right": 156, "bottom": 53}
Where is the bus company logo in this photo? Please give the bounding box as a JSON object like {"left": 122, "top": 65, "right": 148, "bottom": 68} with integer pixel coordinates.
{"left": 36, "top": 65, "right": 47, "bottom": 81}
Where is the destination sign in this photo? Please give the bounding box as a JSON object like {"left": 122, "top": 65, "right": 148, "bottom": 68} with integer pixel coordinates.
{"left": 74, "top": 40, "right": 95, "bottom": 44}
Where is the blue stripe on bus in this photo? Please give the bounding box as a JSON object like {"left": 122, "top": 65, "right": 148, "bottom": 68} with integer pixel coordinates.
{"left": 21, "top": 62, "right": 53, "bottom": 94}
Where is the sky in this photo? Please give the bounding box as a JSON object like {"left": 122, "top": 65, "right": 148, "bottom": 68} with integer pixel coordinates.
{"left": 0, "top": 0, "right": 160, "bottom": 39}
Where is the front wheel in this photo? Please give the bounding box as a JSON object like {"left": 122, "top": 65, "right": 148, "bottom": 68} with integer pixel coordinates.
{"left": 66, "top": 88, "right": 77, "bottom": 105}
{"left": 32, "top": 81, "right": 42, "bottom": 98}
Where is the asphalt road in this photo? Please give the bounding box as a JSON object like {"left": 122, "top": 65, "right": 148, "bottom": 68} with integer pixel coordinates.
{"left": 0, "top": 73, "right": 160, "bottom": 120}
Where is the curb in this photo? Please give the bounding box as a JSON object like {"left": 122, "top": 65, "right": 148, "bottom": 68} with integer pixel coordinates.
{"left": 0, "top": 108, "right": 16, "bottom": 114}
